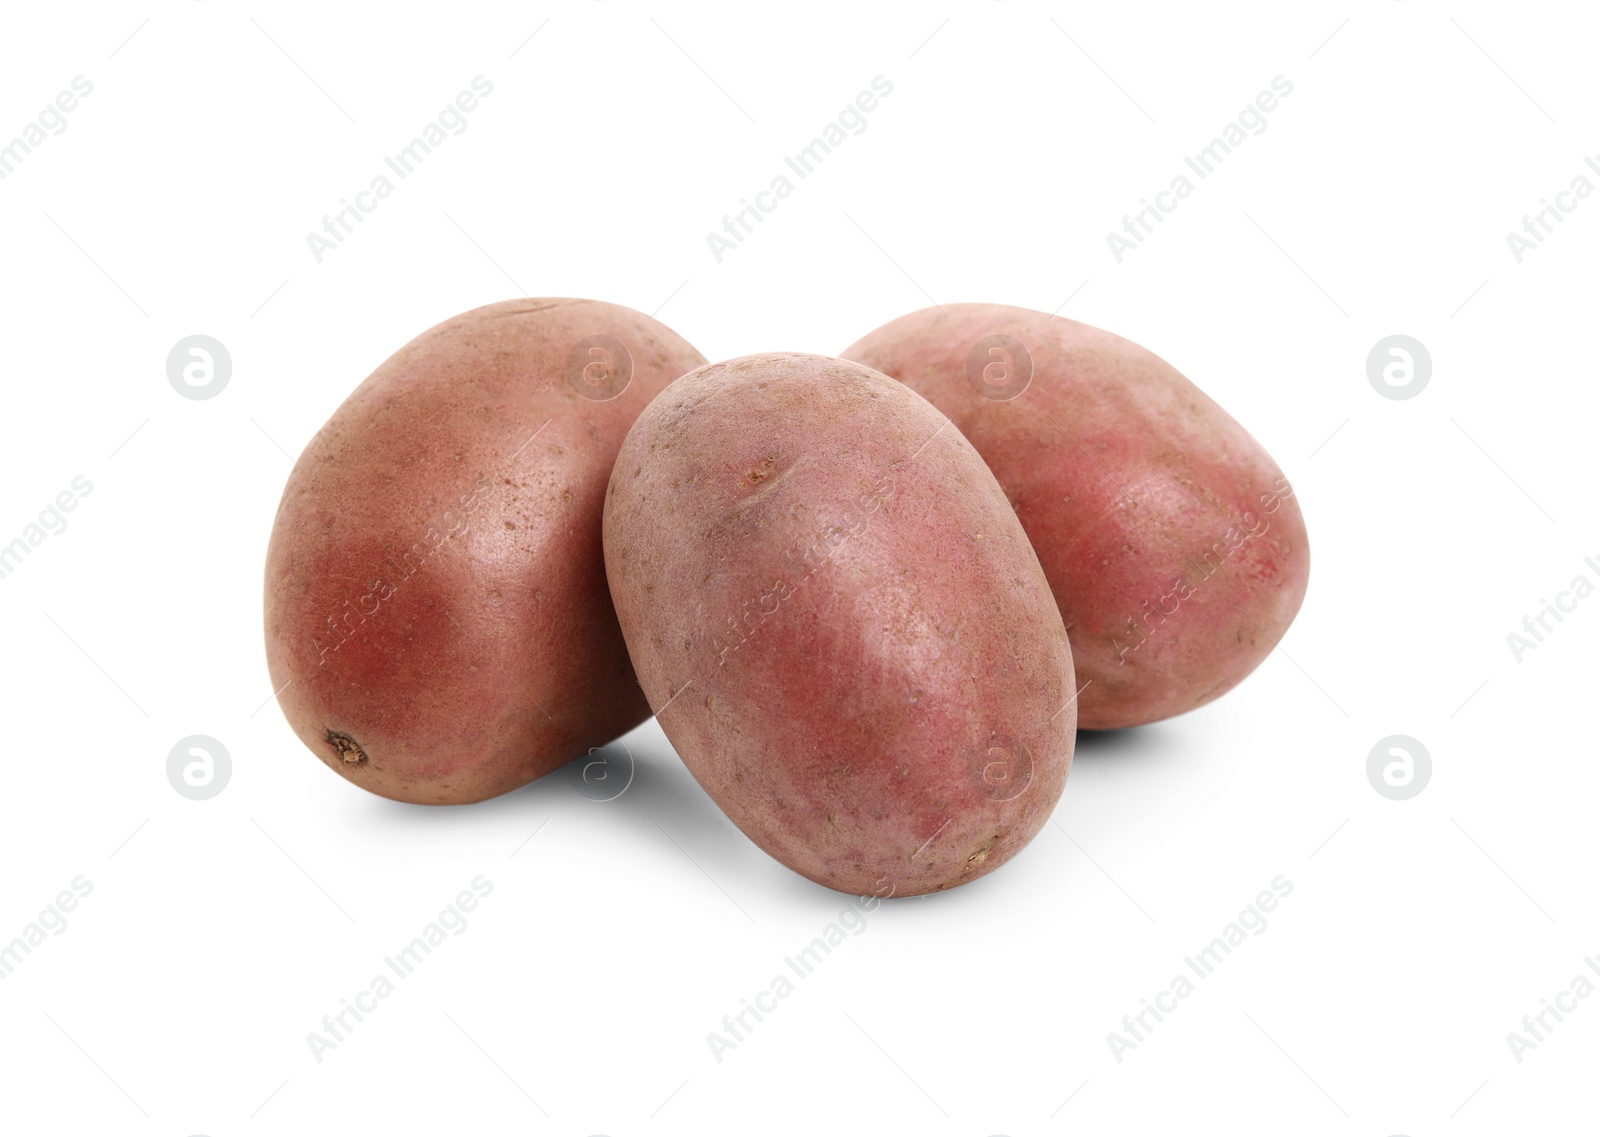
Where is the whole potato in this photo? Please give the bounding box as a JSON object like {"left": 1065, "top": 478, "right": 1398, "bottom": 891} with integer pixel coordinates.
{"left": 843, "top": 304, "right": 1309, "bottom": 729}
{"left": 264, "top": 298, "right": 706, "bottom": 804}
{"left": 603, "top": 352, "right": 1075, "bottom": 897}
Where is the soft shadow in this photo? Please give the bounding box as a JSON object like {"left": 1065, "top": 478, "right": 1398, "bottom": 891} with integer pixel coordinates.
{"left": 592, "top": 751, "right": 731, "bottom": 832}
{"left": 343, "top": 714, "right": 1184, "bottom": 917}
{"left": 1071, "top": 725, "right": 1151, "bottom": 760}
{"left": 1071, "top": 717, "right": 1202, "bottom": 767}
{"left": 341, "top": 721, "right": 775, "bottom": 905}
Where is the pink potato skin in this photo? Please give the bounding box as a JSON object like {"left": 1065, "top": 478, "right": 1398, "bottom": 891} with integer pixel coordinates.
{"left": 602, "top": 353, "right": 1075, "bottom": 897}
{"left": 264, "top": 299, "right": 706, "bottom": 804}
{"left": 843, "top": 304, "right": 1310, "bottom": 730}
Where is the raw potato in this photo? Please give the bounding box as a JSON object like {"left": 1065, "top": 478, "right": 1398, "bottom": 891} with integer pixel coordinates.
{"left": 264, "top": 299, "right": 706, "bottom": 804}
{"left": 603, "top": 352, "right": 1075, "bottom": 896}
{"left": 843, "top": 304, "right": 1309, "bottom": 729}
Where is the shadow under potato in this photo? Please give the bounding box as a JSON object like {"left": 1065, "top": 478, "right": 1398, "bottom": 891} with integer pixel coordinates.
{"left": 1071, "top": 726, "right": 1150, "bottom": 760}
{"left": 350, "top": 721, "right": 1173, "bottom": 906}
{"left": 565, "top": 750, "right": 727, "bottom": 828}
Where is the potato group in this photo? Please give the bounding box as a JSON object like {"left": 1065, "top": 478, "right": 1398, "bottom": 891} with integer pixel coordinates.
{"left": 843, "top": 303, "right": 1309, "bottom": 729}
{"left": 264, "top": 299, "right": 705, "bottom": 804}
{"left": 265, "top": 291, "right": 1310, "bottom": 898}
{"left": 601, "top": 353, "right": 1076, "bottom": 896}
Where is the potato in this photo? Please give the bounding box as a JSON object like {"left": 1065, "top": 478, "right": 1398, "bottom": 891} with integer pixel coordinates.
{"left": 264, "top": 298, "right": 705, "bottom": 804}
{"left": 603, "top": 352, "right": 1075, "bottom": 896}
{"left": 842, "top": 304, "right": 1309, "bottom": 729}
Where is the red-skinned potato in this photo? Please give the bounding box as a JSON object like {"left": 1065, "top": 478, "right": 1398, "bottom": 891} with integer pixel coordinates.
{"left": 264, "top": 298, "right": 706, "bottom": 804}
{"left": 842, "top": 304, "right": 1309, "bottom": 730}
{"left": 602, "top": 352, "right": 1076, "bottom": 897}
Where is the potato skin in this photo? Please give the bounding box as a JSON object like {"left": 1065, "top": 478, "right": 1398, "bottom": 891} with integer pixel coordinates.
{"left": 842, "top": 304, "right": 1310, "bottom": 729}
{"left": 264, "top": 299, "right": 705, "bottom": 804}
{"left": 603, "top": 353, "right": 1075, "bottom": 896}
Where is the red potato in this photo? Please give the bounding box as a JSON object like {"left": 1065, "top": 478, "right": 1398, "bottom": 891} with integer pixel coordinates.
{"left": 843, "top": 304, "right": 1309, "bottom": 729}
{"left": 603, "top": 352, "right": 1076, "bottom": 896}
{"left": 264, "top": 299, "right": 706, "bottom": 804}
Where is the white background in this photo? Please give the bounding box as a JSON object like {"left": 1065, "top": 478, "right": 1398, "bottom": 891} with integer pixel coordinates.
{"left": 0, "top": 2, "right": 1594, "bottom": 1133}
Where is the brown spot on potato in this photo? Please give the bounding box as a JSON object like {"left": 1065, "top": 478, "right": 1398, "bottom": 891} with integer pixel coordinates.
{"left": 325, "top": 729, "right": 368, "bottom": 765}
{"left": 966, "top": 834, "right": 999, "bottom": 866}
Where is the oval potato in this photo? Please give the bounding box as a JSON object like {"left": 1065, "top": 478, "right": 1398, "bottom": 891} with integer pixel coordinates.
{"left": 603, "top": 352, "right": 1075, "bottom": 896}
{"left": 843, "top": 304, "right": 1310, "bottom": 729}
{"left": 264, "top": 298, "right": 706, "bottom": 803}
